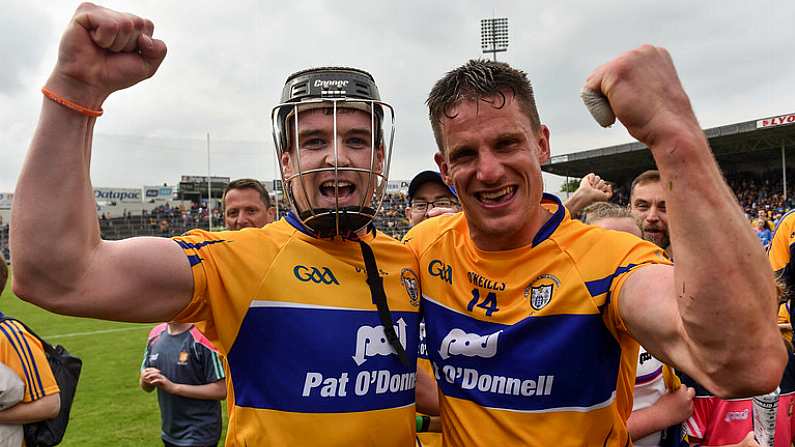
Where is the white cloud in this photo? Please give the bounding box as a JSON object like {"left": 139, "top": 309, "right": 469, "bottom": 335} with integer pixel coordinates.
{"left": 1, "top": 0, "right": 793, "bottom": 193}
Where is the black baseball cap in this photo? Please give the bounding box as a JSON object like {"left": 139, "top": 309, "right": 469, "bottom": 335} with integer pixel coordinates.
{"left": 407, "top": 171, "right": 457, "bottom": 201}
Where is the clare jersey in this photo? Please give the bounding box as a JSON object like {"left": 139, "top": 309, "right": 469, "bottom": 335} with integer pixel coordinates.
{"left": 0, "top": 319, "right": 59, "bottom": 404}
{"left": 770, "top": 211, "right": 795, "bottom": 332}
{"left": 403, "top": 193, "right": 670, "bottom": 446}
{"left": 173, "top": 217, "right": 421, "bottom": 446}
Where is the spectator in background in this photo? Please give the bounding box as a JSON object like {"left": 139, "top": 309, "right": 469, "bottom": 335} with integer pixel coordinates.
{"left": 757, "top": 210, "right": 775, "bottom": 232}
{"left": 563, "top": 173, "right": 613, "bottom": 219}
{"left": 405, "top": 170, "right": 458, "bottom": 447}
{"left": 222, "top": 179, "right": 275, "bottom": 230}
{"left": 141, "top": 322, "right": 226, "bottom": 447}
{"left": 769, "top": 211, "right": 795, "bottom": 343}
{"left": 629, "top": 170, "right": 672, "bottom": 259}
{"left": 753, "top": 218, "right": 772, "bottom": 247}
{"left": 405, "top": 171, "right": 459, "bottom": 227}
{"left": 0, "top": 255, "right": 61, "bottom": 447}
{"left": 583, "top": 202, "right": 692, "bottom": 447}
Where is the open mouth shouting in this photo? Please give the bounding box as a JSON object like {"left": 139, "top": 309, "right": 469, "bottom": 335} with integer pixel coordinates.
{"left": 475, "top": 185, "right": 517, "bottom": 208}
{"left": 318, "top": 179, "right": 359, "bottom": 206}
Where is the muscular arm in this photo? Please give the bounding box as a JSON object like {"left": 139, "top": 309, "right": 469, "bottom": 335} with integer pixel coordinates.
{"left": 10, "top": 4, "right": 192, "bottom": 322}
{"left": 589, "top": 46, "right": 785, "bottom": 397}
{"left": 0, "top": 393, "right": 61, "bottom": 424}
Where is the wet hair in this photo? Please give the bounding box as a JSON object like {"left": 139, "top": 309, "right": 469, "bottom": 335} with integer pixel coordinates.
{"left": 224, "top": 178, "right": 271, "bottom": 208}
{"left": 427, "top": 59, "right": 541, "bottom": 152}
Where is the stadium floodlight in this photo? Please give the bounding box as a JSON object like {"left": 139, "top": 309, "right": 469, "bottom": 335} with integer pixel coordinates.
{"left": 481, "top": 17, "right": 509, "bottom": 61}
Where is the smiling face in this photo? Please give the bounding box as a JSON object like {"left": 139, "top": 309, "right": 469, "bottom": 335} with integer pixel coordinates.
{"left": 281, "top": 106, "right": 384, "bottom": 215}
{"left": 630, "top": 181, "right": 669, "bottom": 249}
{"left": 223, "top": 187, "right": 275, "bottom": 230}
{"left": 434, "top": 94, "right": 551, "bottom": 250}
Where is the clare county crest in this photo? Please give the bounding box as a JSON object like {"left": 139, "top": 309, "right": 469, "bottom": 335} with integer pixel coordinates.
{"left": 529, "top": 285, "right": 553, "bottom": 311}
{"left": 524, "top": 274, "right": 560, "bottom": 311}
{"left": 400, "top": 268, "right": 421, "bottom": 307}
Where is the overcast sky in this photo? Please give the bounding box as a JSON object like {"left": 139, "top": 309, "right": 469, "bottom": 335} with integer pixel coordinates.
{"left": 1, "top": 1, "right": 793, "bottom": 193}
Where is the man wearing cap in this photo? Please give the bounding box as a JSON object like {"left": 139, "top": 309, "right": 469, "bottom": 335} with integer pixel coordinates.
{"left": 405, "top": 171, "right": 460, "bottom": 227}
{"left": 11, "top": 5, "right": 428, "bottom": 445}
{"left": 405, "top": 170, "right": 459, "bottom": 447}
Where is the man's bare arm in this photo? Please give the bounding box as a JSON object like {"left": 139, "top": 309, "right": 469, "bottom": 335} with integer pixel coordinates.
{"left": 10, "top": 4, "right": 193, "bottom": 322}
{"left": 0, "top": 393, "right": 60, "bottom": 424}
{"left": 627, "top": 385, "right": 693, "bottom": 440}
{"left": 586, "top": 46, "right": 785, "bottom": 397}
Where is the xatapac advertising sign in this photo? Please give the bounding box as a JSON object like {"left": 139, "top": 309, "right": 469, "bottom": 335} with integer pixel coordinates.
{"left": 94, "top": 187, "right": 142, "bottom": 203}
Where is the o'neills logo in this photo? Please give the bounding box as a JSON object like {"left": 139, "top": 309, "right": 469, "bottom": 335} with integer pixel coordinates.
{"left": 314, "top": 79, "right": 349, "bottom": 89}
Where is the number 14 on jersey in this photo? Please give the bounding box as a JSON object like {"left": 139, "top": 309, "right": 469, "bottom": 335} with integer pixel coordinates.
{"left": 466, "top": 288, "right": 500, "bottom": 317}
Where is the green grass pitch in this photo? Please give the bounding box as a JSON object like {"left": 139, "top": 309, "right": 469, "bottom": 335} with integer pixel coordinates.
{"left": 1, "top": 271, "right": 228, "bottom": 446}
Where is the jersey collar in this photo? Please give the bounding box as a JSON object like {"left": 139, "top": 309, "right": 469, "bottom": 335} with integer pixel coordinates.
{"left": 532, "top": 193, "right": 567, "bottom": 247}
{"left": 285, "top": 211, "right": 377, "bottom": 241}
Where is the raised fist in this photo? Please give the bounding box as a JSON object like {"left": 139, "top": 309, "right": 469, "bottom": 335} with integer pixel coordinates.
{"left": 576, "top": 173, "right": 612, "bottom": 204}
{"left": 583, "top": 45, "right": 701, "bottom": 148}
{"left": 47, "top": 2, "right": 167, "bottom": 107}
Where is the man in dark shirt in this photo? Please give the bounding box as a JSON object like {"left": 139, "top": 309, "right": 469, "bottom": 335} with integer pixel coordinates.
{"left": 141, "top": 322, "right": 226, "bottom": 447}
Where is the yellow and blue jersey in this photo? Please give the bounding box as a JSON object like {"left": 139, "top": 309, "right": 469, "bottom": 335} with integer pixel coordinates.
{"left": 403, "top": 193, "right": 670, "bottom": 446}
{"left": 0, "top": 319, "right": 59, "bottom": 404}
{"left": 769, "top": 210, "right": 795, "bottom": 341}
{"left": 173, "top": 216, "right": 421, "bottom": 446}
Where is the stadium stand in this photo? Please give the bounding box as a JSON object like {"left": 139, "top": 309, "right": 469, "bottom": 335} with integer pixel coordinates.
{"left": 3, "top": 113, "right": 792, "bottom": 257}
{"left": 93, "top": 192, "right": 411, "bottom": 240}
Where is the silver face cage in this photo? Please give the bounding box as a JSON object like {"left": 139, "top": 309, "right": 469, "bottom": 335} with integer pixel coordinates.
{"left": 271, "top": 98, "right": 396, "bottom": 238}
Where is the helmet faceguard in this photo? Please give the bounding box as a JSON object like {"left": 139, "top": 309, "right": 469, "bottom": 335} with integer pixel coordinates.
{"left": 272, "top": 67, "right": 395, "bottom": 239}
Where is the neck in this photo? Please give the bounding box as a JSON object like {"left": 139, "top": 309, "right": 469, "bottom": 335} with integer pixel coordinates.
{"left": 167, "top": 322, "right": 193, "bottom": 335}
{"left": 469, "top": 206, "right": 552, "bottom": 251}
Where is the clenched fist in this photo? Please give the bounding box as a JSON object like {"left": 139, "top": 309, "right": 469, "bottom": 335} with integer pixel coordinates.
{"left": 583, "top": 45, "right": 701, "bottom": 149}
{"left": 46, "top": 2, "right": 167, "bottom": 108}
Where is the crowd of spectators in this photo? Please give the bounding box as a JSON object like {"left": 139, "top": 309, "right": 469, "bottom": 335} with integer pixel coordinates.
{"left": 2, "top": 172, "right": 792, "bottom": 259}
{"left": 98, "top": 202, "right": 222, "bottom": 240}
{"left": 93, "top": 192, "right": 412, "bottom": 241}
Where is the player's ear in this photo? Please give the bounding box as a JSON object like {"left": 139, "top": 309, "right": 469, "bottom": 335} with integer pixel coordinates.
{"left": 536, "top": 124, "right": 551, "bottom": 164}
{"left": 281, "top": 151, "right": 293, "bottom": 178}
{"left": 435, "top": 152, "right": 451, "bottom": 186}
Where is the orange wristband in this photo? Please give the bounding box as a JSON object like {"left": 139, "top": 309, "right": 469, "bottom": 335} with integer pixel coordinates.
{"left": 41, "top": 87, "right": 103, "bottom": 118}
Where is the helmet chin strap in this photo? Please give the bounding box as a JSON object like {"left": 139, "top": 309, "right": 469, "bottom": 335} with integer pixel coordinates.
{"left": 298, "top": 206, "right": 376, "bottom": 239}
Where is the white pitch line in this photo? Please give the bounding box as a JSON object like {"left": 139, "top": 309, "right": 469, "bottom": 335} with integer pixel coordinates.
{"left": 44, "top": 326, "right": 150, "bottom": 339}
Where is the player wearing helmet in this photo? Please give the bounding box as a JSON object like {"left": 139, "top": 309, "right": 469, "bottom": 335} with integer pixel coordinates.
{"left": 12, "top": 5, "right": 426, "bottom": 445}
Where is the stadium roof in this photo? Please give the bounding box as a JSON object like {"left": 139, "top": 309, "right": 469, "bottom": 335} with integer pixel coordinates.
{"left": 542, "top": 113, "right": 795, "bottom": 185}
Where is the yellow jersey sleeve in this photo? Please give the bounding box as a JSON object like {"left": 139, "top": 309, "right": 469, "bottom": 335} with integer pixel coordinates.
{"left": 171, "top": 226, "right": 288, "bottom": 350}
{"left": 601, "top": 238, "right": 673, "bottom": 338}
{"left": 769, "top": 212, "right": 795, "bottom": 272}
{"left": 0, "top": 320, "right": 59, "bottom": 402}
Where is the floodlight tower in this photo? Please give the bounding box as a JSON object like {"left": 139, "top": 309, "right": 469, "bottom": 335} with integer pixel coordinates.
{"left": 481, "top": 17, "right": 509, "bottom": 61}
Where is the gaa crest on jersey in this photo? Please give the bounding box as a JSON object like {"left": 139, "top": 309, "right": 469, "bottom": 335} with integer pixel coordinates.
{"left": 524, "top": 274, "right": 560, "bottom": 311}
{"left": 400, "top": 268, "right": 420, "bottom": 307}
